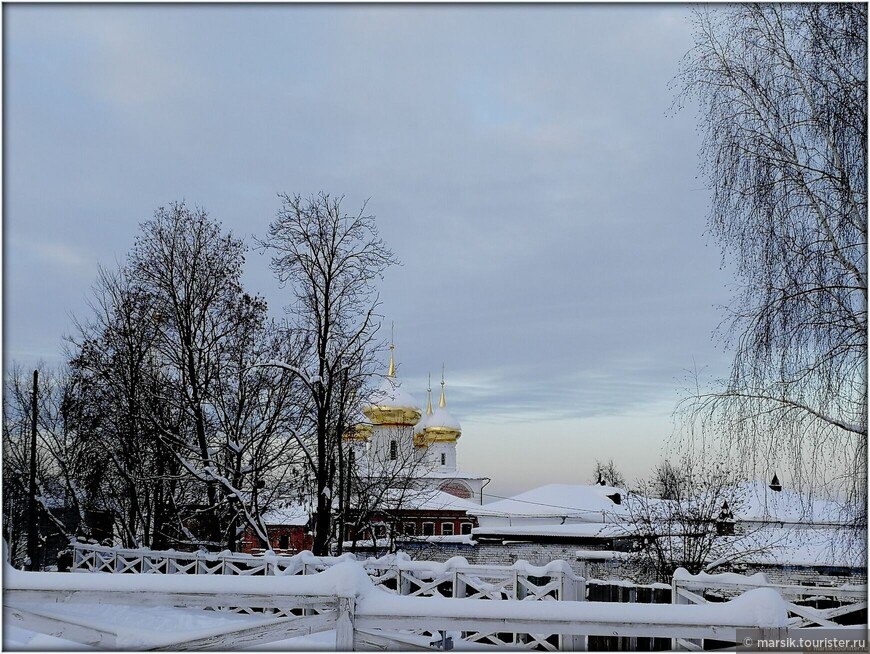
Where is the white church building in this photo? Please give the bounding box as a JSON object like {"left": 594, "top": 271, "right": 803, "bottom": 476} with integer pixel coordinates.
{"left": 343, "top": 342, "right": 488, "bottom": 503}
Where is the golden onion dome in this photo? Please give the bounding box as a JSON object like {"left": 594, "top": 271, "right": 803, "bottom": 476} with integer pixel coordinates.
{"left": 417, "top": 371, "right": 461, "bottom": 445}
{"left": 344, "top": 414, "right": 374, "bottom": 441}
{"left": 362, "top": 342, "right": 421, "bottom": 426}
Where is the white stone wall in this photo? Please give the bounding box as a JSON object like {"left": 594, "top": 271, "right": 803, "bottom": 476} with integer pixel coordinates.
{"left": 397, "top": 540, "right": 867, "bottom": 586}
{"left": 734, "top": 562, "right": 867, "bottom": 586}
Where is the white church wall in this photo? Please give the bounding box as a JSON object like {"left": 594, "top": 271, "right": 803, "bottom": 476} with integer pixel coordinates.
{"left": 368, "top": 424, "right": 416, "bottom": 474}
{"left": 428, "top": 441, "right": 457, "bottom": 473}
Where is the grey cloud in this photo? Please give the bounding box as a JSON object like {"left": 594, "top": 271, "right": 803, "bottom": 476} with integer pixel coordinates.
{"left": 4, "top": 4, "right": 733, "bottom": 484}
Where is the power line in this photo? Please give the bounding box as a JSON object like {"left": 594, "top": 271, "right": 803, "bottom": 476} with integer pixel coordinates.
{"left": 479, "top": 491, "right": 624, "bottom": 516}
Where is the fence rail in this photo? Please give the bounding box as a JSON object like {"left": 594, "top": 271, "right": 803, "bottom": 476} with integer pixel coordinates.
{"left": 71, "top": 543, "right": 304, "bottom": 577}
{"left": 70, "top": 542, "right": 592, "bottom": 648}
{"left": 71, "top": 542, "right": 586, "bottom": 603}
{"left": 60, "top": 544, "right": 867, "bottom": 650}
{"left": 5, "top": 561, "right": 794, "bottom": 651}
{"left": 671, "top": 569, "right": 867, "bottom": 650}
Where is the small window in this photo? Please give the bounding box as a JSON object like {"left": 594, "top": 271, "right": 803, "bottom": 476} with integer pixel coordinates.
{"left": 390, "top": 440, "right": 398, "bottom": 461}
{"left": 441, "top": 522, "right": 454, "bottom": 536}
{"left": 422, "top": 522, "right": 435, "bottom": 536}
{"left": 375, "top": 524, "right": 386, "bottom": 538}
{"left": 403, "top": 522, "right": 416, "bottom": 535}
{"left": 440, "top": 452, "right": 446, "bottom": 466}
{"left": 278, "top": 534, "right": 289, "bottom": 549}
{"left": 460, "top": 522, "right": 473, "bottom": 535}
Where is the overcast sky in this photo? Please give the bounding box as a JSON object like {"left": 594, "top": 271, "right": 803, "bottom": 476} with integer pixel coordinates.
{"left": 3, "top": 3, "right": 736, "bottom": 498}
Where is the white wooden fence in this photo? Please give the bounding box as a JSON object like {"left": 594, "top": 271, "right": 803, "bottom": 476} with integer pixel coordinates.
{"left": 69, "top": 543, "right": 586, "bottom": 648}
{"left": 55, "top": 544, "right": 866, "bottom": 651}
{"left": 5, "top": 565, "right": 357, "bottom": 650}
{"left": 4, "top": 561, "right": 794, "bottom": 651}
{"left": 72, "top": 542, "right": 306, "bottom": 576}
{"left": 71, "top": 542, "right": 585, "bottom": 602}
{"left": 672, "top": 569, "right": 867, "bottom": 651}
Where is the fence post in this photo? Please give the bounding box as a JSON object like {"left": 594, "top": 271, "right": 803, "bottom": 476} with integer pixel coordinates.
{"left": 453, "top": 570, "right": 467, "bottom": 599}
{"left": 671, "top": 577, "right": 681, "bottom": 650}
{"left": 560, "top": 574, "right": 587, "bottom": 652}
{"left": 335, "top": 596, "right": 356, "bottom": 650}
{"left": 672, "top": 578, "right": 703, "bottom": 651}
{"left": 628, "top": 586, "right": 638, "bottom": 652}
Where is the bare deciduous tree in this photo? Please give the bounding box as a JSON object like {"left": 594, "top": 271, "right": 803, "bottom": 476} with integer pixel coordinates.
{"left": 677, "top": 4, "right": 867, "bottom": 530}
{"left": 56, "top": 203, "right": 309, "bottom": 552}
{"left": 2, "top": 363, "right": 107, "bottom": 566}
{"left": 203, "top": 320, "right": 310, "bottom": 551}
{"left": 125, "top": 202, "right": 312, "bottom": 550}
{"left": 591, "top": 459, "right": 625, "bottom": 488}
{"left": 649, "top": 460, "right": 682, "bottom": 501}
{"left": 259, "top": 193, "right": 398, "bottom": 555}
{"left": 626, "top": 455, "right": 756, "bottom": 583}
{"left": 67, "top": 265, "right": 179, "bottom": 549}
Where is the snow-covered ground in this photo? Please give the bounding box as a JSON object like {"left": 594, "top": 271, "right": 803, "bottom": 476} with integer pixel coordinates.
{"left": 4, "top": 604, "right": 336, "bottom": 651}
{"left": 4, "top": 612, "right": 338, "bottom": 651}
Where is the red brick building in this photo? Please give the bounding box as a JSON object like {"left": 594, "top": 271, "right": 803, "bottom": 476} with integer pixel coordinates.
{"left": 239, "top": 504, "right": 312, "bottom": 555}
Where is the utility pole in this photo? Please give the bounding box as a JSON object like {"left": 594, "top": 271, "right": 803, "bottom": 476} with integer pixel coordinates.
{"left": 27, "top": 369, "right": 39, "bottom": 571}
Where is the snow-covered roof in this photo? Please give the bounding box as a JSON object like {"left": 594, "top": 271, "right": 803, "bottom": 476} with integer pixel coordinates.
{"left": 369, "top": 376, "right": 420, "bottom": 411}
{"left": 260, "top": 503, "right": 309, "bottom": 526}
{"left": 424, "top": 406, "right": 461, "bottom": 432}
{"left": 417, "top": 468, "right": 487, "bottom": 481}
{"left": 398, "top": 534, "right": 476, "bottom": 546}
{"left": 473, "top": 522, "right": 638, "bottom": 539}
{"left": 377, "top": 488, "right": 481, "bottom": 513}
{"left": 574, "top": 549, "right": 631, "bottom": 561}
{"left": 470, "top": 484, "right": 630, "bottom": 522}
{"left": 408, "top": 489, "right": 480, "bottom": 512}
{"left": 731, "top": 480, "right": 849, "bottom": 525}
{"left": 716, "top": 526, "right": 865, "bottom": 569}
{"left": 414, "top": 411, "right": 428, "bottom": 434}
